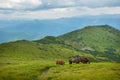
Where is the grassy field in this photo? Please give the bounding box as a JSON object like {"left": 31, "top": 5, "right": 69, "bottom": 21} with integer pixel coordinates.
{"left": 0, "top": 25, "right": 120, "bottom": 80}
{"left": 0, "top": 60, "right": 120, "bottom": 80}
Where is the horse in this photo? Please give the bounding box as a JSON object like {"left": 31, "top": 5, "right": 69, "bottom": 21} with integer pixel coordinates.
{"left": 80, "top": 57, "right": 90, "bottom": 64}
{"left": 69, "top": 56, "right": 81, "bottom": 64}
{"left": 56, "top": 60, "right": 65, "bottom": 65}
{"left": 69, "top": 56, "right": 90, "bottom": 64}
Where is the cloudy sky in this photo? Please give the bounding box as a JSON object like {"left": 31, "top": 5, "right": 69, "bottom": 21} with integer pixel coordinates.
{"left": 0, "top": 0, "right": 120, "bottom": 19}
{"left": 0, "top": 0, "right": 120, "bottom": 43}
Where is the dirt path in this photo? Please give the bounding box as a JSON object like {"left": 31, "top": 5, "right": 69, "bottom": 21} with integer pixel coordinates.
{"left": 41, "top": 67, "right": 50, "bottom": 75}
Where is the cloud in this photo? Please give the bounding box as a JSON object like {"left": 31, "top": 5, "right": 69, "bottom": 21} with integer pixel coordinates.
{"left": 0, "top": 0, "right": 120, "bottom": 10}
{"left": 0, "top": 7, "right": 120, "bottom": 20}
{"left": 0, "top": 0, "right": 42, "bottom": 10}
{"left": 0, "top": 0, "right": 120, "bottom": 20}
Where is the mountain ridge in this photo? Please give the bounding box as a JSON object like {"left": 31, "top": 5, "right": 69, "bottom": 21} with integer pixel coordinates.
{"left": 57, "top": 25, "right": 120, "bottom": 51}
{"left": 0, "top": 25, "right": 120, "bottom": 62}
{"left": 36, "top": 25, "right": 120, "bottom": 62}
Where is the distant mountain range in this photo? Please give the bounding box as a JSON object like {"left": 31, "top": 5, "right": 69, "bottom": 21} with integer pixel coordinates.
{"left": 0, "top": 25, "right": 120, "bottom": 62}
{"left": 0, "top": 15, "right": 120, "bottom": 43}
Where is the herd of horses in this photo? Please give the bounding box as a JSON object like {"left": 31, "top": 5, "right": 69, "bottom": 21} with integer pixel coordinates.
{"left": 56, "top": 56, "right": 90, "bottom": 65}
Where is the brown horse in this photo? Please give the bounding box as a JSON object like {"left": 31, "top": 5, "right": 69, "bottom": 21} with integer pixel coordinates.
{"left": 80, "top": 57, "right": 90, "bottom": 64}
{"left": 56, "top": 60, "right": 65, "bottom": 65}
{"left": 69, "top": 56, "right": 90, "bottom": 64}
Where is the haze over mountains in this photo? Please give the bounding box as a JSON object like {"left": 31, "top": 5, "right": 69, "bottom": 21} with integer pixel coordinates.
{"left": 0, "top": 15, "right": 120, "bottom": 43}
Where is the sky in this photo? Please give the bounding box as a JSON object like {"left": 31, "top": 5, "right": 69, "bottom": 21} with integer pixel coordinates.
{"left": 0, "top": 0, "right": 120, "bottom": 20}
{"left": 0, "top": 0, "right": 120, "bottom": 43}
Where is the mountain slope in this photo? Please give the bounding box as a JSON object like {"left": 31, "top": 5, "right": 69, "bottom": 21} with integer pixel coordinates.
{"left": 37, "top": 25, "right": 120, "bottom": 62}
{"left": 0, "top": 25, "right": 120, "bottom": 63}
{"left": 0, "top": 40, "right": 92, "bottom": 63}
{"left": 57, "top": 25, "right": 120, "bottom": 53}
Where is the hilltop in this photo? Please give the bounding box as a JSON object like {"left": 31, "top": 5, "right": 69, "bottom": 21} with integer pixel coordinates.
{"left": 36, "top": 25, "right": 120, "bottom": 62}
{"left": 0, "top": 25, "right": 120, "bottom": 62}
{"left": 57, "top": 25, "right": 120, "bottom": 51}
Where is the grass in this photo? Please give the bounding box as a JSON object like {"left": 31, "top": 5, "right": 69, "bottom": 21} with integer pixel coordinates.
{"left": 0, "top": 60, "right": 120, "bottom": 80}
{"left": 0, "top": 25, "right": 120, "bottom": 80}
{"left": 0, "top": 60, "right": 55, "bottom": 80}
{"left": 39, "top": 62, "right": 120, "bottom": 80}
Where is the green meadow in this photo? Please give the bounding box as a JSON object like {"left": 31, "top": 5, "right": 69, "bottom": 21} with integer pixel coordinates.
{"left": 0, "top": 60, "right": 120, "bottom": 80}
{"left": 0, "top": 25, "right": 120, "bottom": 80}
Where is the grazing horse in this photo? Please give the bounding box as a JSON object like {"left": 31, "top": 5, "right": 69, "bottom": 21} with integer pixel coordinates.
{"left": 69, "top": 56, "right": 81, "bottom": 64}
{"left": 56, "top": 60, "right": 65, "bottom": 65}
{"left": 69, "top": 56, "right": 90, "bottom": 64}
{"left": 80, "top": 57, "right": 90, "bottom": 64}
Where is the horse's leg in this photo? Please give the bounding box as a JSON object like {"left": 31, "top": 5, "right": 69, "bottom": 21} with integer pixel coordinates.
{"left": 69, "top": 61, "right": 72, "bottom": 64}
{"left": 76, "top": 61, "right": 80, "bottom": 64}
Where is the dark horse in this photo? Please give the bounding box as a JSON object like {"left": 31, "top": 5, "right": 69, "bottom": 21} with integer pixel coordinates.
{"left": 56, "top": 60, "right": 65, "bottom": 65}
{"left": 69, "top": 56, "right": 90, "bottom": 64}
{"left": 80, "top": 57, "right": 90, "bottom": 64}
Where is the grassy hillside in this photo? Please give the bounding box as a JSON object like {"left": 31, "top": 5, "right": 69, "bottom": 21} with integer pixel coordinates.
{"left": 36, "top": 25, "right": 120, "bottom": 62}
{"left": 0, "top": 25, "right": 120, "bottom": 80}
{"left": 0, "top": 40, "right": 94, "bottom": 63}
{"left": 58, "top": 25, "right": 120, "bottom": 61}
{"left": 1, "top": 25, "right": 119, "bottom": 63}
{"left": 0, "top": 61, "right": 120, "bottom": 80}
{"left": 57, "top": 25, "right": 120, "bottom": 52}
{"left": 39, "top": 62, "right": 120, "bottom": 80}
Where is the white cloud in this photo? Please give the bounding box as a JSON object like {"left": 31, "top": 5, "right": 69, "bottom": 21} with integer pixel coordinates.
{"left": 0, "top": 7, "right": 120, "bottom": 20}
{"left": 0, "top": 0, "right": 120, "bottom": 10}
{"left": 0, "top": 0, "right": 120, "bottom": 20}
{"left": 0, "top": 0, "right": 42, "bottom": 9}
